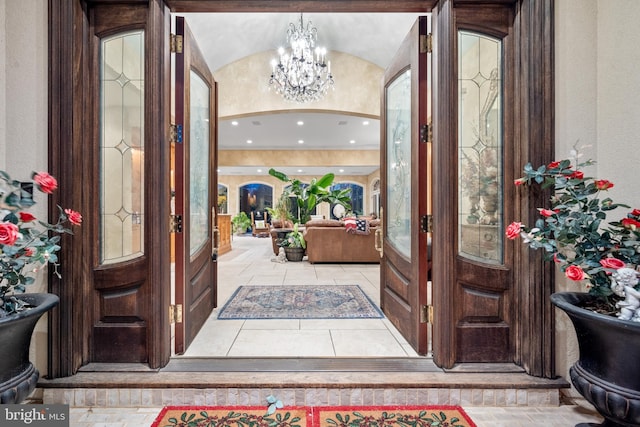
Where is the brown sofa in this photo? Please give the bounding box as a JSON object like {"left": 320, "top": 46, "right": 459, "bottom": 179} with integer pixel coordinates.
{"left": 303, "top": 219, "right": 380, "bottom": 264}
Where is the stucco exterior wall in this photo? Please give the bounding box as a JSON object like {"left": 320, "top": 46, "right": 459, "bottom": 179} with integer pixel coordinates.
{"left": 1, "top": 0, "right": 49, "bottom": 376}
{"left": 554, "top": 0, "right": 640, "bottom": 391}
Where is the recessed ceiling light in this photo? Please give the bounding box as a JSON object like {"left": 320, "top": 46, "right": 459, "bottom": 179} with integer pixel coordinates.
{"left": 349, "top": 140, "right": 356, "bottom": 144}
{"left": 298, "top": 140, "right": 304, "bottom": 144}
{"left": 246, "top": 140, "right": 253, "bottom": 144}
{"left": 362, "top": 121, "right": 369, "bottom": 125}
{"left": 297, "top": 169, "right": 303, "bottom": 173}
{"left": 231, "top": 121, "right": 238, "bottom": 126}
{"left": 339, "top": 169, "right": 344, "bottom": 173}
{"left": 297, "top": 121, "right": 304, "bottom": 126}
{"left": 257, "top": 169, "right": 262, "bottom": 173}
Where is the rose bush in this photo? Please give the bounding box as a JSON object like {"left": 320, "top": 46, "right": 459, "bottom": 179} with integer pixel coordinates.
{"left": 0, "top": 170, "right": 81, "bottom": 316}
{"left": 506, "top": 157, "right": 640, "bottom": 320}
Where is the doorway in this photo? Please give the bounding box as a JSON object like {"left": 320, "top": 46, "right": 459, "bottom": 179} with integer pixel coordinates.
{"left": 48, "top": 0, "right": 555, "bottom": 378}
{"left": 171, "top": 11, "right": 430, "bottom": 360}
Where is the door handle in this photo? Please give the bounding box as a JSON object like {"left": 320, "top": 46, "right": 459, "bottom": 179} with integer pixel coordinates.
{"left": 212, "top": 227, "right": 219, "bottom": 261}
{"left": 374, "top": 228, "right": 383, "bottom": 258}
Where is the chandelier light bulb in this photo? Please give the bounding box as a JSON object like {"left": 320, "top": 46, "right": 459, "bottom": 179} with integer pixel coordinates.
{"left": 269, "top": 13, "right": 335, "bottom": 103}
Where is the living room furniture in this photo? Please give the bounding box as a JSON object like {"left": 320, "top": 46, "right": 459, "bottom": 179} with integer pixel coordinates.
{"left": 251, "top": 211, "right": 270, "bottom": 237}
{"left": 303, "top": 219, "right": 380, "bottom": 264}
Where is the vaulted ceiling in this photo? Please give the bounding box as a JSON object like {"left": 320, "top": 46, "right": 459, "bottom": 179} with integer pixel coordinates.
{"left": 179, "top": 12, "right": 425, "bottom": 176}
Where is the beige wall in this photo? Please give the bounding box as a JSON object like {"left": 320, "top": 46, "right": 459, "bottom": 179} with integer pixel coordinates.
{"left": 554, "top": 0, "right": 640, "bottom": 392}
{"left": 215, "top": 50, "right": 382, "bottom": 118}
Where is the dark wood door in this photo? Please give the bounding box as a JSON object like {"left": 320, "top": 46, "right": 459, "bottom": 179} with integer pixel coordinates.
{"left": 380, "top": 16, "right": 431, "bottom": 355}
{"left": 173, "top": 16, "right": 218, "bottom": 354}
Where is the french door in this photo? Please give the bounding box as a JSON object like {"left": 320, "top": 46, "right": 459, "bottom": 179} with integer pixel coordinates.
{"left": 173, "top": 16, "right": 218, "bottom": 354}
{"left": 379, "top": 16, "right": 431, "bottom": 356}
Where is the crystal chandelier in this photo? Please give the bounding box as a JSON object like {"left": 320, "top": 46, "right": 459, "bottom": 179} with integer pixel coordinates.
{"left": 269, "top": 13, "right": 334, "bottom": 103}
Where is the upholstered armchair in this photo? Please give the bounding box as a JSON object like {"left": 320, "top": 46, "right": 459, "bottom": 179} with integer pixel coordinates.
{"left": 251, "top": 211, "right": 270, "bottom": 237}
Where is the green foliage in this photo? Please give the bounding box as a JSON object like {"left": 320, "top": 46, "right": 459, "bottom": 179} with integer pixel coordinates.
{"left": 230, "top": 211, "right": 251, "bottom": 234}
{"left": 268, "top": 168, "right": 351, "bottom": 224}
{"left": 279, "top": 223, "right": 306, "bottom": 249}
{"left": 266, "top": 192, "right": 292, "bottom": 222}
{"left": 508, "top": 156, "right": 640, "bottom": 308}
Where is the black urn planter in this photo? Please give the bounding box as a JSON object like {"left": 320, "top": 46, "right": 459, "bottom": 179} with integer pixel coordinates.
{"left": 551, "top": 292, "right": 640, "bottom": 427}
{"left": 284, "top": 247, "right": 305, "bottom": 262}
{"left": 0, "top": 293, "right": 59, "bottom": 403}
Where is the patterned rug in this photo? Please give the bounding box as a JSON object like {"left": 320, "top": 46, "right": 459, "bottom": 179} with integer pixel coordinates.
{"left": 217, "top": 285, "right": 383, "bottom": 319}
{"left": 151, "top": 405, "right": 477, "bottom": 427}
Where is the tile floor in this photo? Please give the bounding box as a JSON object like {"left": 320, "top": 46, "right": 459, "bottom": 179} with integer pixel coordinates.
{"left": 178, "top": 234, "right": 419, "bottom": 358}
{"left": 67, "top": 234, "right": 603, "bottom": 426}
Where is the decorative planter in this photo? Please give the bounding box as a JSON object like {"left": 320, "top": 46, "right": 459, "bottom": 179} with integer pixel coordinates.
{"left": 551, "top": 292, "right": 640, "bottom": 427}
{"left": 0, "top": 293, "right": 59, "bottom": 403}
{"left": 284, "top": 247, "right": 305, "bottom": 262}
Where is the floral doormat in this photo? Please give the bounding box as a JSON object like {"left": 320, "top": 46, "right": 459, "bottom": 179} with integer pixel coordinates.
{"left": 151, "top": 405, "right": 477, "bottom": 427}
{"left": 217, "top": 285, "right": 383, "bottom": 319}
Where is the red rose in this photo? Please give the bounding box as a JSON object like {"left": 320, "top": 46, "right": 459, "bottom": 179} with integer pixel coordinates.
{"left": 514, "top": 178, "right": 526, "bottom": 186}
{"left": 64, "top": 209, "right": 82, "bottom": 226}
{"left": 505, "top": 222, "right": 522, "bottom": 239}
{"left": 19, "top": 212, "right": 36, "bottom": 222}
{"left": 539, "top": 209, "right": 555, "bottom": 217}
{"left": 547, "top": 161, "right": 561, "bottom": 169}
{"left": 33, "top": 172, "right": 58, "bottom": 194}
{"left": 631, "top": 209, "right": 640, "bottom": 217}
{"left": 564, "top": 265, "right": 586, "bottom": 281}
{"left": 0, "top": 222, "right": 20, "bottom": 246}
{"left": 595, "top": 180, "right": 614, "bottom": 190}
{"left": 23, "top": 247, "right": 35, "bottom": 257}
{"left": 568, "top": 170, "right": 584, "bottom": 180}
{"left": 600, "top": 258, "right": 626, "bottom": 270}
{"left": 622, "top": 218, "right": 640, "bottom": 230}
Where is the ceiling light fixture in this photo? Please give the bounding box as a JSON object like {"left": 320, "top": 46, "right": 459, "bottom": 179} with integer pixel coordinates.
{"left": 269, "top": 13, "right": 334, "bottom": 103}
{"left": 298, "top": 140, "right": 304, "bottom": 144}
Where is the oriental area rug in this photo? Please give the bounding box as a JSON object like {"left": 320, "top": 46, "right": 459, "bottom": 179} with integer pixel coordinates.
{"left": 217, "top": 285, "right": 383, "bottom": 320}
{"left": 151, "top": 405, "right": 477, "bottom": 427}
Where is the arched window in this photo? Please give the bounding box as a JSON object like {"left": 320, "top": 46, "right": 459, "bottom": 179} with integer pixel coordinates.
{"left": 239, "top": 183, "right": 273, "bottom": 218}
{"left": 330, "top": 182, "right": 364, "bottom": 219}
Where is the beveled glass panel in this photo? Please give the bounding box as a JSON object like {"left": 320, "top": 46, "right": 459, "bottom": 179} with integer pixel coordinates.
{"left": 189, "top": 70, "right": 210, "bottom": 256}
{"left": 100, "top": 30, "right": 145, "bottom": 264}
{"left": 458, "top": 31, "right": 503, "bottom": 263}
{"left": 385, "top": 69, "right": 412, "bottom": 258}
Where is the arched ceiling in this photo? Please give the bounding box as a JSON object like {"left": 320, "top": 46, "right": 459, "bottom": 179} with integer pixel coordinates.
{"left": 179, "top": 12, "right": 425, "bottom": 176}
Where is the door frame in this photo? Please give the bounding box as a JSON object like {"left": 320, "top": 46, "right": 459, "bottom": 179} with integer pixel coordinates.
{"left": 48, "top": 0, "right": 553, "bottom": 378}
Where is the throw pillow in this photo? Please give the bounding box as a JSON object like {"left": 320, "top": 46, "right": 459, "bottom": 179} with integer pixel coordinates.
{"left": 344, "top": 217, "right": 357, "bottom": 233}
{"left": 255, "top": 220, "right": 265, "bottom": 228}
{"left": 354, "top": 218, "right": 370, "bottom": 235}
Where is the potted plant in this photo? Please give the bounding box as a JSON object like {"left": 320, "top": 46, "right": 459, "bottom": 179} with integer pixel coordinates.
{"left": 231, "top": 211, "right": 251, "bottom": 235}
{"left": 278, "top": 223, "right": 306, "bottom": 262}
{"left": 266, "top": 192, "right": 292, "bottom": 229}
{"left": 268, "top": 168, "right": 351, "bottom": 225}
{"left": 506, "top": 156, "right": 640, "bottom": 426}
{"left": 0, "top": 170, "right": 81, "bottom": 403}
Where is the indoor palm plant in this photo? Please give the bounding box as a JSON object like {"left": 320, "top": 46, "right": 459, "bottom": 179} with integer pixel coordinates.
{"left": 268, "top": 168, "right": 351, "bottom": 224}
{"left": 0, "top": 169, "right": 81, "bottom": 403}
{"left": 507, "top": 156, "right": 640, "bottom": 426}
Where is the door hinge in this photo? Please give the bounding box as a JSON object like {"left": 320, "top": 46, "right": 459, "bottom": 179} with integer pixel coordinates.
{"left": 420, "top": 33, "right": 432, "bottom": 54}
{"left": 170, "top": 304, "right": 183, "bottom": 323}
{"left": 170, "top": 214, "right": 183, "bottom": 233}
{"left": 420, "top": 124, "right": 429, "bottom": 143}
{"left": 170, "top": 34, "right": 183, "bottom": 54}
{"left": 420, "top": 214, "right": 433, "bottom": 233}
{"left": 170, "top": 124, "right": 183, "bottom": 143}
{"left": 420, "top": 305, "right": 434, "bottom": 324}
